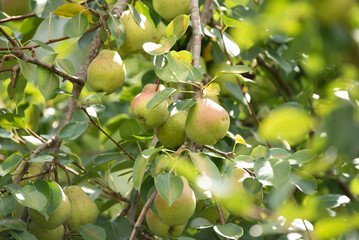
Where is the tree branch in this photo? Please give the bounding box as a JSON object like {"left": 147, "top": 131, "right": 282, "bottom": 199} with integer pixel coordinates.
{"left": 0, "top": 13, "right": 36, "bottom": 23}
{"left": 189, "top": 0, "right": 203, "bottom": 68}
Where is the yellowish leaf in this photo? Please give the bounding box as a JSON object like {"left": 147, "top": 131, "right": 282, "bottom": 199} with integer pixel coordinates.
{"left": 53, "top": 3, "right": 93, "bottom": 23}
{"left": 204, "top": 83, "right": 220, "bottom": 96}
{"left": 235, "top": 134, "right": 247, "bottom": 145}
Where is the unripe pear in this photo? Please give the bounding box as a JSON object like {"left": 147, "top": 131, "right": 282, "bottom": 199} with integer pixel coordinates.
{"left": 12, "top": 162, "right": 45, "bottom": 187}
{"left": 1, "top": 0, "right": 31, "bottom": 16}
{"left": 185, "top": 98, "right": 230, "bottom": 145}
{"left": 146, "top": 208, "right": 186, "bottom": 239}
{"left": 153, "top": 0, "right": 190, "bottom": 21}
{"left": 29, "top": 190, "right": 71, "bottom": 229}
{"left": 28, "top": 221, "right": 65, "bottom": 240}
{"left": 63, "top": 186, "right": 99, "bottom": 233}
{"left": 155, "top": 111, "right": 187, "bottom": 149}
{"left": 87, "top": 49, "right": 126, "bottom": 94}
{"left": 154, "top": 176, "right": 196, "bottom": 225}
{"left": 208, "top": 62, "right": 237, "bottom": 96}
{"left": 152, "top": 21, "right": 167, "bottom": 43}
{"left": 119, "top": 10, "right": 154, "bottom": 56}
{"left": 131, "top": 91, "right": 169, "bottom": 129}
{"left": 142, "top": 83, "right": 165, "bottom": 93}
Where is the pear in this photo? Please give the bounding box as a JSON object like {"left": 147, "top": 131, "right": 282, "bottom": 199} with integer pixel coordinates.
{"left": 152, "top": 21, "right": 167, "bottom": 43}
{"left": 142, "top": 83, "right": 165, "bottom": 93}
{"left": 29, "top": 190, "right": 71, "bottom": 230}
{"left": 2, "top": 0, "right": 31, "bottom": 16}
{"left": 12, "top": 162, "right": 45, "bottom": 187}
{"left": 87, "top": 49, "right": 126, "bottom": 94}
{"left": 208, "top": 62, "right": 238, "bottom": 96}
{"left": 146, "top": 208, "right": 186, "bottom": 239}
{"left": 28, "top": 221, "right": 65, "bottom": 240}
{"left": 185, "top": 98, "right": 230, "bottom": 145}
{"left": 63, "top": 186, "right": 99, "bottom": 233}
{"left": 197, "top": 203, "right": 230, "bottom": 224}
{"left": 119, "top": 10, "right": 154, "bottom": 56}
{"left": 155, "top": 111, "right": 187, "bottom": 149}
{"left": 153, "top": 0, "right": 190, "bottom": 21}
{"left": 131, "top": 91, "right": 169, "bottom": 129}
{"left": 154, "top": 176, "right": 196, "bottom": 225}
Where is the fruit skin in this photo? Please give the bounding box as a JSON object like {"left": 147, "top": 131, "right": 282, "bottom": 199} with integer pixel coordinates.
{"left": 154, "top": 176, "right": 196, "bottom": 225}
{"left": 208, "top": 62, "right": 237, "bottom": 96}
{"left": 152, "top": 21, "right": 167, "bottom": 43}
{"left": 146, "top": 208, "right": 186, "bottom": 239}
{"left": 185, "top": 98, "right": 230, "bottom": 145}
{"left": 142, "top": 83, "right": 165, "bottom": 93}
{"left": 87, "top": 49, "right": 126, "bottom": 94}
{"left": 12, "top": 162, "right": 45, "bottom": 187}
{"left": 131, "top": 91, "right": 169, "bottom": 129}
{"left": 155, "top": 111, "right": 187, "bottom": 149}
{"left": 29, "top": 190, "right": 71, "bottom": 230}
{"left": 1, "top": 0, "right": 31, "bottom": 16}
{"left": 28, "top": 221, "right": 65, "bottom": 240}
{"left": 119, "top": 10, "right": 154, "bottom": 56}
{"left": 63, "top": 186, "right": 99, "bottom": 233}
{"left": 153, "top": 0, "right": 190, "bottom": 21}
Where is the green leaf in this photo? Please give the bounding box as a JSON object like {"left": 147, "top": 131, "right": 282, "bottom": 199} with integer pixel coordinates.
{"left": 168, "top": 99, "right": 197, "bottom": 113}
{"left": 316, "top": 194, "right": 350, "bottom": 209}
{"left": 128, "top": 5, "right": 145, "bottom": 29}
{"left": 0, "top": 218, "right": 27, "bottom": 231}
{"left": 0, "top": 153, "right": 23, "bottom": 176}
{"left": 269, "top": 148, "right": 290, "bottom": 159}
{"left": 19, "top": 60, "right": 35, "bottom": 83}
{"left": 28, "top": 155, "right": 53, "bottom": 162}
{"left": 11, "top": 230, "right": 37, "bottom": 240}
{"left": 286, "top": 149, "right": 316, "bottom": 165}
{"left": 57, "top": 58, "right": 76, "bottom": 75}
{"left": 155, "top": 173, "right": 183, "bottom": 206}
{"left": 5, "top": 184, "right": 47, "bottom": 212}
{"left": 36, "top": 66, "right": 59, "bottom": 101}
{"left": 64, "top": 13, "right": 89, "bottom": 38}
{"left": 143, "top": 35, "right": 177, "bottom": 55}
{"left": 33, "top": 180, "right": 63, "bottom": 219}
{"left": 224, "top": 81, "right": 247, "bottom": 106}
{"left": 133, "top": 147, "right": 163, "bottom": 190}
{"left": 190, "top": 217, "right": 213, "bottom": 229}
{"left": 60, "top": 122, "right": 89, "bottom": 143}
{"left": 7, "top": 75, "right": 27, "bottom": 105}
{"left": 79, "top": 223, "right": 106, "bottom": 240}
{"left": 265, "top": 49, "right": 292, "bottom": 73}
{"left": 84, "top": 92, "right": 107, "bottom": 101}
{"left": 108, "top": 14, "right": 126, "bottom": 47}
{"left": 189, "top": 152, "right": 221, "bottom": 181}
{"left": 214, "top": 223, "right": 244, "bottom": 239}
{"left": 251, "top": 145, "right": 270, "bottom": 161}
{"left": 31, "top": 0, "right": 63, "bottom": 18}
{"left": 221, "top": 14, "right": 244, "bottom": 28}
{"left": 223, "top": 32, "right": 240, "bottom": 57}
{"left": 86, "top": 105, "right": 105, "bottom": 118}
{"left": 119, "top": 119, "right": 147, "bottom": 141}
{"left": 31, "top": 40, "right": 55, "bottom": 52}
{"left": 0, "top": 195, "right": 17, "bottom": 216}
{"left": 254, "top": 157, "right": 291, "bottom": 188}
{"left": 0, "top": 113, "right": 26, "bottom": 129}
{"left": 98, "top": 217, "right": 131, "bottom": 240}
{"left": 166, "top": 14, "right": 190, "bottom": 39}
{"left": 93, "top": 151, "right": 124, "bottom": 166}
{"left": 289, "top": 173, "right": 317, "bottom": 195}
{"left": 146, "top": 87, "right": 177, "bottom": 110}
{"left": 243, "top": 178, "right": 262, "bottom": 195}
{"left": 215, "top": 65, "right": 252, "bottom": 77}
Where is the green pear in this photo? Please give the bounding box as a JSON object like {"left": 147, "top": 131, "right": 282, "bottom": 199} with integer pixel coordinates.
{"left": 63, "top": 186, "right": 99, "bottom": 233}
{"left": 119, "top": 10, "right": 154, "bottom": 56}
{"left": 28, "top": 221, "right": 65, "bottom": 240}
{"left": 131, "top": 91, "right": 169, "bottom": 129}
{"left": 142, "top": 83, "right": 165, "bottom": 93}
{"left": 87, "top": 49, "right": 126, "bottom": 94}
{"left": 12, "top": 162, "right": 45, "bottom": 187}
{"left": 208, "top": 62, "right": 238, "bottom": 96}
{"left": 152, "top": 21, "right": 167, "bottom": 43}
{"left": 29, "top": 189, "right": 71, "bottom": 230}
{"left": 155, "top": 111, "right": 187, "bottom": 149}
{"left": 146, "top": 208, "right": 186, "bottom": 239}
{"left": 185, "top": 98, "right": 230, "bottom": 145}
{"left": 154, "top": 176, "right": 196, "bottom": 225}
{"left": 1, "top": 0, "right": 31, "bottom": 16}
{"left": 197, "top": 203, "right": 230, "bottom": 225}
{"left": 153, "top": 0, "right": 190, "bottom": 21}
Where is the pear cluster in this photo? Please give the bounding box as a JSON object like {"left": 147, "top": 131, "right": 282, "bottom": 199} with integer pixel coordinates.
{"left": 28, "top": 186, "right": 99, "bottom": 239}
{"left": 146, "top": 177, "right": 196, "bottom": 238}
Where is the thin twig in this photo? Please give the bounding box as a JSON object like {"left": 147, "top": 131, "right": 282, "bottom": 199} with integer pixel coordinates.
{"left": 0, "top": 13, "right": 36, "bottom": 23}
{"left": 129, "top": 190, "right": 158, "bottom": 240}
{"left": 189, "top": 0, "right": 203, "bottom": 68}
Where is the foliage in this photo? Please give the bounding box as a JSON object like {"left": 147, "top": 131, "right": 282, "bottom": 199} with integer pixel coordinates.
{"left": 0, "top": 0, "right": 359, "bottom": 239}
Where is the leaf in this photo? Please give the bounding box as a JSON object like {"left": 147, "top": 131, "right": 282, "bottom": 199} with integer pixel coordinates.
{"left": 11, "top": 230, "right": 37, "bottom": 240}
{"left": 84, "top": 92, "right": 107, "bottom": 102}
{"left": 7, "top": 75, "right": 27, "bottom": 105}
{"left": 64, "top": 13, "right": 89, "bottom": 38}
{"left": 98, "top": 217, "right": 131, "bottom": 240}
{"left": 166, "top": 14, "right": 190, "bottom": 39}
{"left": 168, "top": 99, "right": 197, "bottom": 113}
{"left": 289, "top": 173, "right": 317, "bottom": 195}
{"left": 0, "top": 153, "right": 23, "bottom": 176}
{"left": 53, "top": 3, "right": 93, "bottom": 22}
{"left": 57, "top": 58, "right": 76, "bottom": 75}
{"left": 189, "top": 152, "right": 221, "bottom": 181}
{"left": 28, "top": 155, "right": 53, "bottom": 162}
{"left": 133, "top": 147, "right": 163, "bottom": 191}
{"left": 215, "top": 65, "right": 252, "bottom": 77}
{"left": 0, "top": 218, "right": 27, "bottom": 231}
{"left": 204, "top": 83, "right": 220, "bottom": 96}
{"left": 146, "top": 88, "right": 177, "bottom": 110}
{"left": 214, "top": 223, "right": 244, "bottom": 239}
{"left": 286, "top": 149, "right": 316, "bottom": 165}
{"left": 36, "top": 66, "right": 59, "bottom": 101}
{"left": 31, "top": 0, "right": 64, "bottom": 18}
{"left": 235, "top": 134, "right": 247, "bottom": 145}
{"left": 190, "top": 218, "right": 213, "bottom": 229}
{"left": 93, "top": 151, "right": 124, "bottom": 166}
{"left": 143, "top": 35, "right": 177, "bottom": 55}
{"left": 0, "top": 195, "right": 17, "bottom": 216}
{"left": 119, "top": 119, "right": 147, "bottom": 141}
{"left": 155, "top": 173, "right": 183, "bottom": 206}
{"left": 316, "top": 194, "right": 350, "bottom": 209}
{"left": 0, "top": 113, "right": 26, "bottom": 129}
{"left": 224, "top": 81, "right": 247, "bottom": 106}
{"left": 31, "top": 40, "right": 55, "bottom": 52}
{"left": 60, "top": 122, "right": 89, "bottom": 143}
{"left": 79, "top": 223, "right": 106, "bottom": 240}
{"left": 251, "top": 145, "right": 270, "bottom": 161}
{"left": 243, "top": 178, "right": 262, "bottom": 195}
{"left": 221, "top": 14, "right": 244, "bottom": 28}
{"left": 265, "top": 49, "right": 292, "bottom": 73}
{"left": 269, "top": 148, "right": 290, "bottom": 159}
{"left": 108, "top": 14, "right": 126, "bottom": 47}
{"left": 86, "top": 105, "right": 105, "bottom": 118}
{"left": 254, "top": 157, "right": 291, "bottom": 188}
{"left": 222, "top": 32, "right": 240, "bottom": 57}
{"left": 33, "top": 180, "right": 63, "bottom": 219}
{"left": 128, "top": 5, "right": 146, "bottom": 29}
{"left": 5, "top": 183, "right": 47, "bottom": 212}
{"left": 19, "top": 60, "right": 35, "bottom": 82}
